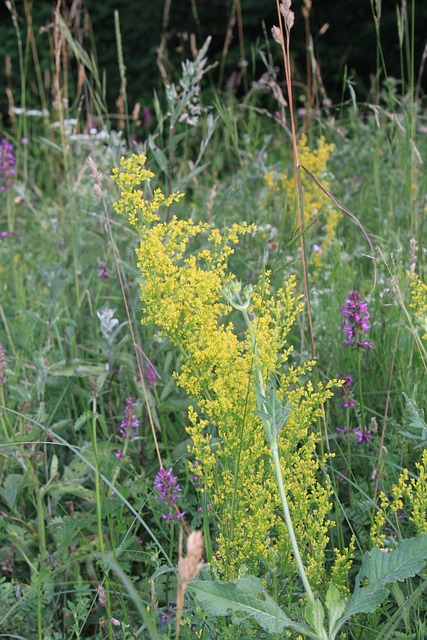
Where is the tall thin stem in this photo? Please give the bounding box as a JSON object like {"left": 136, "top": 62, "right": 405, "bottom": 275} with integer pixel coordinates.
{"left": 275, "top": 1, "right": 316, "bottom": 361}
{"left": 271, "top": 444, "right": 315, "bottom": 604}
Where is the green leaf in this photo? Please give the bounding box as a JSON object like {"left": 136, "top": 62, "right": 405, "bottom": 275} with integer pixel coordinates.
{"left": 150, "top": 564, "right": 176, "bottom": 580}
{"left": 0, "top": 474, "right": 27, "bottom": 511}
{"left": 399, "top": 393, "right": 427, "bottom": 448}
{"left": 331, "top": 535, "right": 427, "bottom": 639}
{"left": 254, "top": 378, "right": 292, "bottom": 441}
{"left": 188, "top": 576, "right": 317, "bottom": 638}
{"left": 325, "top": 584, "right": 346, "bottom": 634}
{"left": 148, "top": 135, "right": 168, "bottom": 176}
{"left": 356, "top": 534, "right": 427, "bottom": 593}
{"left": 305, "top": 598, "right": 326, "bottom": 637}
{"left": 339, "top": 587, "right": 389, "bottom": 627}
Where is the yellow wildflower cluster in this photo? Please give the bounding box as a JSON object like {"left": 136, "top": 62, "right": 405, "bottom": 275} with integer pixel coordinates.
{"left": 111, "top": 154, "right": 184, "bottom": 228}
{"left": 409, "top": 273, "right": 427, "bottom": 340}
{"left": 371, "top": 450, "right": 427, "bottom": 546}
{"left": 329, "top": 538, "right": 356, "bottom": 595}
{"left": 263, "top": 170, "right": 279, "bottom": 192}
{"left": 264, "top": 135, "right": 340, "bottom": 273}
{"left": 112, "top": 155, "right": 339, "bottom": 588}
{"left": 391, "top": 450, "right": 427, "bottom": 534}
{"left": 370, "top": 492, "right": 389, "bottom": 547}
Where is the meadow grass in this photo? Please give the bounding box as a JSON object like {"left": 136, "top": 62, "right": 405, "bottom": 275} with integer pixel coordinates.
{"left": 0, "top": 1, "right": 426, "bottom": 639}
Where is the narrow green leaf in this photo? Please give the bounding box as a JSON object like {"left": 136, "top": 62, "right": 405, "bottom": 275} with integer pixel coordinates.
{"left": 148, "top": 135, "right": 168, "bottom": 176}
{"left": 325, "top": 584, "right": 346, "bottom": 634}
{"left": 305, "top": 598, "right": 326, "bottom": 635}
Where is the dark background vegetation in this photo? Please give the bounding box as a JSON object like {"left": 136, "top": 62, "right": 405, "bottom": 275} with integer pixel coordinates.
{"left": 0, "top": 0, "right": 426, "bottom": 120}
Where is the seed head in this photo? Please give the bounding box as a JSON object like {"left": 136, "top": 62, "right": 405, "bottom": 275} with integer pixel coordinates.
{"left": 178, "top": 530, "right": 204, "bottom": 585}
{"left": 271, "top": 26, "right": 283, "bottom": 45}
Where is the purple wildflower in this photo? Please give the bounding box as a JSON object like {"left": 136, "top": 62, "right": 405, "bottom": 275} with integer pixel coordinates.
{"left": 120, "top": 397, "right": 139, "bottom": 438}
{"left": 341, "top": 291, "right": 373, "bottom": 349}
{"left": 0, "top": 230, "right": 18, "bottom": 239}
{"left": 0, "top": 344, "right": 6, "bottom": 384}
{"left": 0, "top": 138, "right": 16, "bottom": 192}
{"left": 154, "top": 467, "right": 182, "bottom": 505}
{"left": 115, "top": 449, "right": 126, "bottom": 459}
{"left": 159, "top": 605, "right": 176, "bottom": 624}
{"left": 338, "top": 374, "right": 355, "bottom": 409}
{"left": 154, "top": 467, "right": 186, "bottom": 521}
{"left": 352, "top": 427, "right": 371, "bottom": 444}
{"left": 145, "top": 362, "right": 157, "bottom": 385}
{"left": 97, "top": 263, "right": 110, "bottom": 281}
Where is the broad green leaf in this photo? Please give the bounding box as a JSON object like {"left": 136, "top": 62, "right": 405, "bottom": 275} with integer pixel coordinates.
{"left": 188, "top": 576, "right": 317, "bottom": 638}
{"left": 336, "top": 587, "right": 388, "bottom": 632}
{"left": 331, "top": 535, "right": 427, "bottom": 639}
{"left": 0, "top": 474, "right": 27, "bottom": 511}
{"left": 356, "top": 534, "right": 427, "bottom": 592}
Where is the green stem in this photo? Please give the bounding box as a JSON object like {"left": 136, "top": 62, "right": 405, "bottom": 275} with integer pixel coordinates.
{"left": 270, "top": 443, "right": 315, "bottom": 604}
{"left": 356, "top": 349, "right": 366, "bottom": 433}
{"left": 35, "top": 485, "right": 47, "bottom": 557}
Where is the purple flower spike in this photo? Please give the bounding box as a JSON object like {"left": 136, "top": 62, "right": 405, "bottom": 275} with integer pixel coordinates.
{"left": 341, "top": 291, "right": 373, "bottom": 349}
{"left": 154, "top": 467, "right": 182, "bottom": 509}
{"left": 120, "top": 396, "right": 139, "bottom": 438}
{"left": 0, "top": 138, "right": 16, "bottom": 192}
